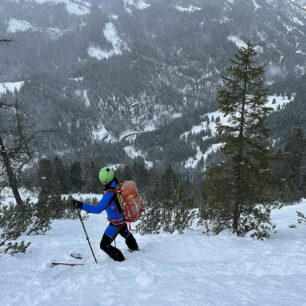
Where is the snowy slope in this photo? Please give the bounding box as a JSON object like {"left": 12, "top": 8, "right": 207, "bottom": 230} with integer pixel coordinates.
{"left": 87, "top": 22, "right": 129, "bottom": 60}
{"left": 1, "top": 199, "right": 306, "bottom": 305}
{"left": 0, "top": 81, "right": 24, "bottom": 95}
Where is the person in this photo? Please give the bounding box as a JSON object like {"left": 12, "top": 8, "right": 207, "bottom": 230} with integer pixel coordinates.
{"left": 71, "top": 167, "right": 139, "bottom": 262}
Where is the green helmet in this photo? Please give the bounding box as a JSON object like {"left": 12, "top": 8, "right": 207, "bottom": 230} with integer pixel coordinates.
{"left": 99, "top": 167, "right": 114, "bottom": 185}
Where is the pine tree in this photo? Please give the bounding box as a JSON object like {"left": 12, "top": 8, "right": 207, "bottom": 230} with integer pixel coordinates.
{"left": 137, "top": 165, "right": 194, "bottom": 234}
{"left": 279, "top": 129, "right": 306, "bottom": 203}
{"left": 202, "top": 43, "right": 275, "bottom": 238}
{"left": 69, "top": 162, "right": 83, "bottom": 192}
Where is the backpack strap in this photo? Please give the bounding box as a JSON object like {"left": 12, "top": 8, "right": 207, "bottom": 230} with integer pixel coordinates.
{"left": 105, "top": 189, "right": 124, "bottom": 214}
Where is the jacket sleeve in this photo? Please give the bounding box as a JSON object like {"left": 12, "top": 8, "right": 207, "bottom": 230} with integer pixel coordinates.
{"left": 81, "top": 192, "right": 114, "bottom": 214}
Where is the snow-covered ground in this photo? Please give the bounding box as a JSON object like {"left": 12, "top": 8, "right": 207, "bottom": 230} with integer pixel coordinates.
{"left": 1, "top": 197, "right": 306, "bottom": 305}
{"left": 174, "top": 5, "right": 202, "bottom": 13}
{"left": 11, "top": 0, "right": 91, "bottom": 16}
{"left": 7, "top": 18, "right": 35, "bottom": 33}
{"left": 0, "top": 187, "right": 38, "bottom": 205}
{"left": 185, "top": 143, "right": 224, "bottom": 169}
{"left": 88, "top": 22, "right": 128, "bottom": 60}
{"left": 124, "top": 145, "right": 153, "bottom": 169}
{"left": 181, "top": 94, "right": 296, "bottom": 169}
{"left": 123, "top": 0, "right": 150, "bottom": 13}
{"left": 0, "top": 81, "right": 24, "bottom": 95}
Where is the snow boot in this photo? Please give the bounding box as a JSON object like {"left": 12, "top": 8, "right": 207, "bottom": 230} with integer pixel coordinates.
{"left": 126, "top": 234, "right": 139, "bottom": 252}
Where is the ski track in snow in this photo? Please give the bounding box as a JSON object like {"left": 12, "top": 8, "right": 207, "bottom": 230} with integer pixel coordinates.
{"left": 0, "top": 199, "right": 306, "bottom": 305}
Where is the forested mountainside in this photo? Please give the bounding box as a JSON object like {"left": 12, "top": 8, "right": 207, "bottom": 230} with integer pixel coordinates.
{"left": 0, "top": 0, "right": 306, "bottom": 171}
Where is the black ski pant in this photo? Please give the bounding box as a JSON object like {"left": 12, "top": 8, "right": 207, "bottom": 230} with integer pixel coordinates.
{"left": 100, "top": 223, "right": 138, "bottom": 262}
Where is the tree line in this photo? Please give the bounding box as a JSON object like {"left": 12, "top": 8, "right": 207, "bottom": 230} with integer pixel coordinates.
{"left": 1, "top": 43, "right": 306, "bottom": 255}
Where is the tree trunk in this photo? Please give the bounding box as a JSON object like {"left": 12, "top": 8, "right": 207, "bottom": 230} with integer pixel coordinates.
{"left": 232, "top": 64, "right": 248, "bottom": 234}
{"left": 0, "top": 135, "right": 23, "bottom": 206}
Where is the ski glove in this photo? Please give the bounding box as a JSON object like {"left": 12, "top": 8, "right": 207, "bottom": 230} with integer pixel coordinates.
{"left": 71, "top": 199, "right": 83, "bottom": 209}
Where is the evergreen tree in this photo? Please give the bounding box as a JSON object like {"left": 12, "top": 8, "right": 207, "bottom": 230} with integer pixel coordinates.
{"left": 137, "top": 165, "right": 194, "bottom": 234}
{"left": 202, "top": 43, "right": 275, "bottom": 238}
{"left": 38, "top": 159, "right": 54, "bottom": 194}
{"left": 53, "top": 156, "right": 70, "bottom": 194}
{"left": 279, "top": 129, "right": 306, "bottom": 203}
{"left": 69, "top": 162, "right": 83, "bottom": 193}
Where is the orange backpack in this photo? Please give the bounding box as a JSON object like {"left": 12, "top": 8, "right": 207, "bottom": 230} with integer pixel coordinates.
{"left": 108, "top": 180, "right": 144, "bottom": 223}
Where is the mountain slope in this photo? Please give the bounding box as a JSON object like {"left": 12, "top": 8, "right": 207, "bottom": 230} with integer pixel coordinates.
{"left": 0, "top": 0, "right": 306, "bottom": 167}
{"left": 0, "top": 196, "right": 306, "bottom": 306}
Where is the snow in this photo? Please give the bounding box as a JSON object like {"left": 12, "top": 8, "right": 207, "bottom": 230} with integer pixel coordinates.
{"left": 296, "top": 49, "right": 306, "bottom": 55}
{"left": 181, "top": 94, "right": 296, "bottom": 168}
{"left": 185, "top": 146, "right": 204, "bottom": 169}
{"left": 0, "top": 187, "right": 38, "bottom": 205}
{"left": 0, "top": 81, "right": 24, "bottom": 95}
{"left": 75, "top": 89, "right": 91, "bottom": 107}
{"left": 1, "top": 196, "right": 306, "bottom": 305}
{"left": 82, "top": 90, "right": 91, "bottom": 107}
{"left": 88, "top": 22, "right": 128, "bottom": 60}
{"left": 184, "top": 143, "right": 223, "bottom": 169}
{"left": 13, "top": 0, "right": 91, "bottom": 16}
{"left": 70, "top": 76, "right": 84, "bottom": 82}
{"left": 227, "top": 35, "right": 247, "bottom": 48}
{"left": 92, "top": 124, "right": 114, "bottom": 142}
{"left": 266, "top": 94, "right": 296, "bottom": 111}
{"left": 65, "top": 1, "right": 90, "bottom": 15}
{"left": 7, "top": 19, "right": 35, "bottom": 33}
{"left": 293, "top": 16, "right": 305, "bottom": 26}
{"left": 124, "top": 145, "right": 143, "bottom": 159}
{"left": 174, "top": 5, "right": 202, "bottom": 13}
{"left": 6, "top": 18, "right": 69, "bottom": 38}
{"left": 124, "top": 146, "right": 153, "bottom": 169}
{"left": 123, "top": 0, "right": 150, "bottom": 12}
{"left": 181, "top": 94, "right": 296, "bottom": 141}
{"left": 252, "top": 0, "right": 261, "bottom": 11}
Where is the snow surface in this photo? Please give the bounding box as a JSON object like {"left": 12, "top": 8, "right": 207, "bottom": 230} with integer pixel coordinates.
{"left": 226, "top": 36, "right": 264, "bottom": 54}
{"left": 0, "top": 81, "right": 24, "bottom": 95}
{"left": 124, "top": 146, "right": 153, "bottom": 169}
{"left": 181, "top": 94, "right": 296, "bottom": 169}
{"left": 266, "top": 94, "right": 296, "bottom": 111}
{"left": 252, "top": 0, "right": 261, "bottom": 11}
{"left": 88, "top": 22, "right": 128, "bottom": 60}
{"left": 7, "top": 18, "right": 70, "bottom": 38}
{"left": 12, "top": 0, "right": 91, "bottom": 16}
{"left": 185, "top": 143, "right": 224, "bottom": 169}
{"left": 0, "top": 187, "right": 38, "bottom": 205}
{"left": 7, "top": 19, "right": 34, "bottom": 33}
{"left": 181, "top": 94, "right": 296, "bottom": 140}
{"left": 123, "top": 0, "right": 150, "bottom": 13}
{"left": 1, "top": 197, "right": 306, "bottom": 305}
{"left": 174, "top": 5, "right": 202, "bottom": 13}
{"left": 92, "top": 124, "right": 115, "bottom": 143}
{"left": 227, "top": 35, "right": 247, "bottom": 48}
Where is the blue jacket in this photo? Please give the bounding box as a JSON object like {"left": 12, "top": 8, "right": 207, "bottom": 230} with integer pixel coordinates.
{"left": 81, "top": 180, "right": 125, "bottom": 224}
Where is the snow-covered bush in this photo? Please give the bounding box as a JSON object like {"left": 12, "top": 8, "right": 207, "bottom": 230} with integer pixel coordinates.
{"left": 0, "top": 193, "right": 81, "bottom": 255}
{"left": 0, "top": 200, "right": 32, "bottom": 255}
{"left": 137, "top": 201, "right": 195, "bottom": 235}
{"left": 136, "top": 165, "right": 195, "bottom": 235}
{"left": 297, "top": 211, "right": 306, "bottom": 224}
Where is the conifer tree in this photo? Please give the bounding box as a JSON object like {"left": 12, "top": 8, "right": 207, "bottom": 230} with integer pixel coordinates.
{"left": 69, "top": 162, "right": 83, "bottom": 193}
{"left": 279, "top": 129, "right": 306, "bottom": 203}
{"left": 203, "top": 43, "right": 275, "bottom": 238}
{"left": 137, "top": 165, "right": 194, "bottom": 234}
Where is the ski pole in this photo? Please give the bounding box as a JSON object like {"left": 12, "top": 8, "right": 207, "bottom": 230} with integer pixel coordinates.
{"left": 77, "top": 209, "right": 98, "bottom": 264}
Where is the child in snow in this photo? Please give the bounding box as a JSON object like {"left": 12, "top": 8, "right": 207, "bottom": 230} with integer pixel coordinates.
{"left": 71, "top": 167, "right": 139, "bottom": 262}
